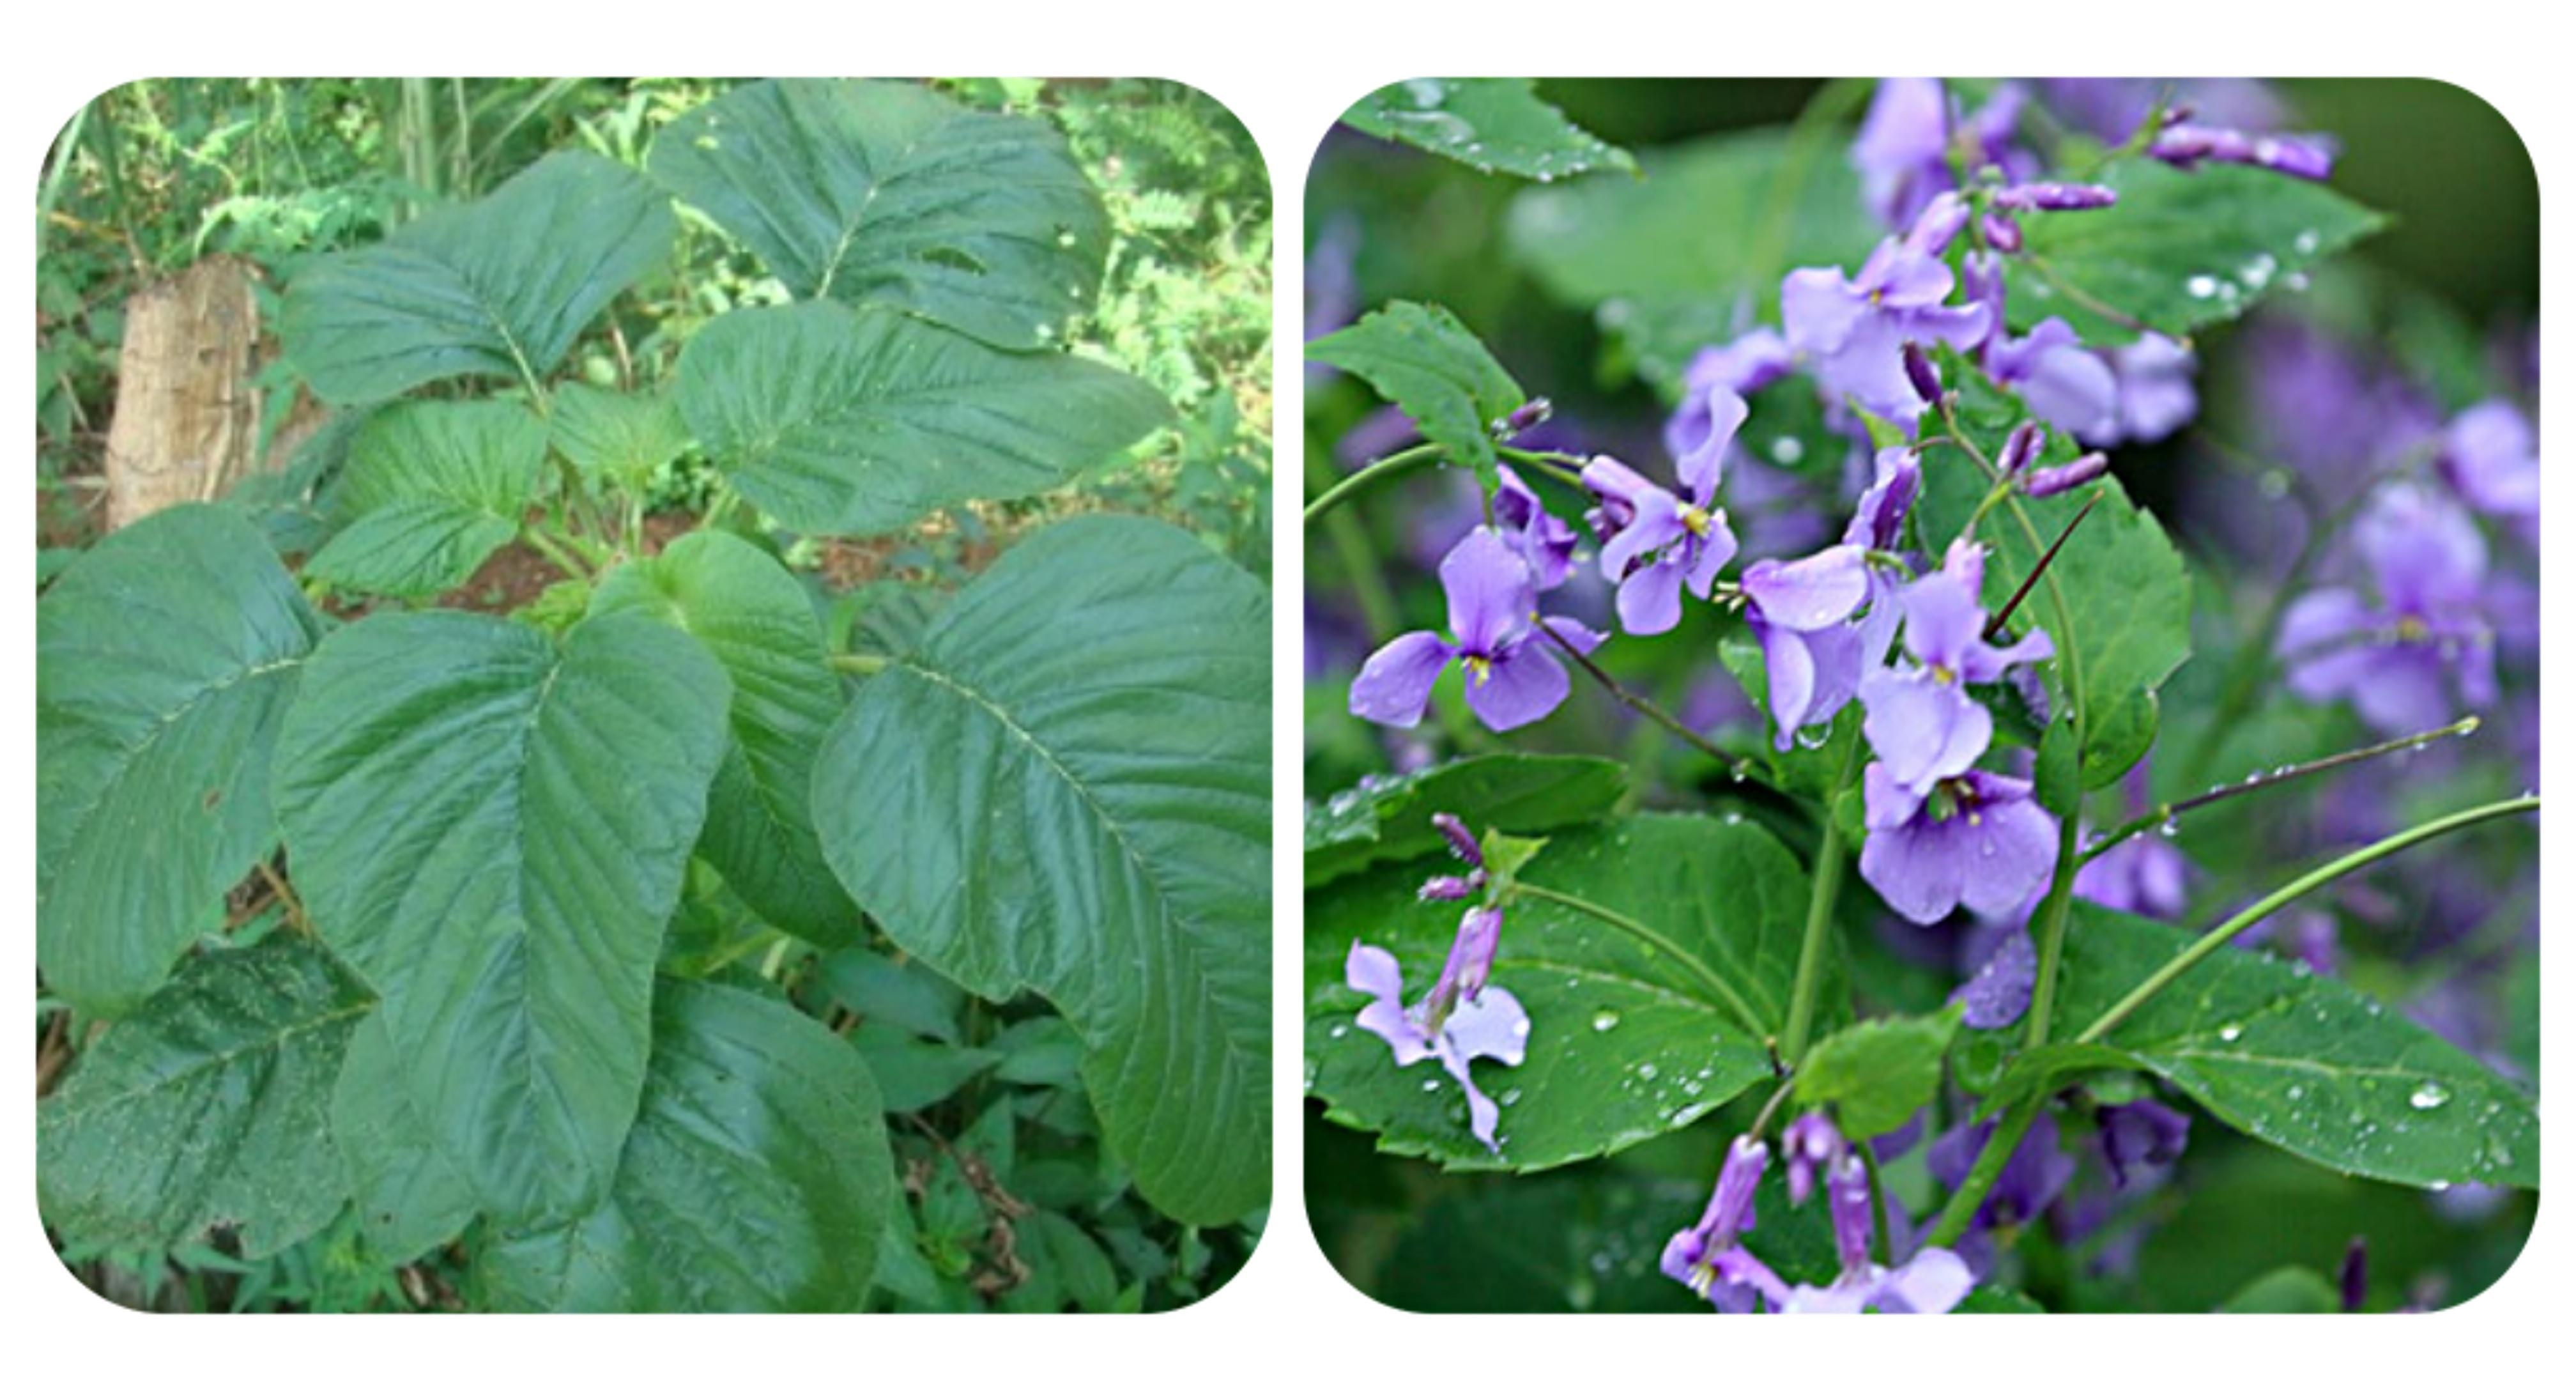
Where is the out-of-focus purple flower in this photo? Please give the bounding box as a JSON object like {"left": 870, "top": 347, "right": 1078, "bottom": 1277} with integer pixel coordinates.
{"left": 2437, "top": 399, "right": 2539, "bottom": 535}
{"left": 2099, "top": 333, "right": 2200, "bottom": 445}
{"left": 1349, "top": 527, "right": 1607, "bottom": 732}
{"left": 2097, "top": 1099, "right": 2192, "bottom": 1187}
{"left": 1347, "top": 928, "right": 1531, "bottom": 1153}
{"left": 1862, "top": 766, "right": 2062, "bottom": 925}
{"left": 1303, "top": 213, "right": 1363, "bottom": 387}
{"left": 1662, "top": 1135, "right": 1781, "bottom": 1313}
{"left": 1859, "top": 540, "right": 2055, "bottom": 795}
{"left": 1334, "top": 403, "right": 1423, "bottom": 468}
{"left": 1669, "top": 333, "right": 1791, "bottom": 484}
{"left": 1851, "top": 78, "right": 2032, "bottom": 229}
{"left": 1744, "top": 450, "right": 1922, "bottom": 750}
{"left": 1777, "top": 1151, "right": 1977, "bottom": 1314}
{"left": 2340, "top": 1238, "right": 2370, "bottom": 1312}
{"left": 1582, "top": 451, "right": 1740, "bottom": 636}
{"left": 1953, "top": 928, "right": 2038, "bottom": 1029}
{"left": 1931, "top": 1111, "right": 2077, "bottom": 1231}
{"left": 2279, "top": 482, "right": 2497, "bottom": 734}
{"left": 2041, "top": 79, "right": 2287, "bottom": 146}
{"left": 1781, "top": 1111, "right": 1847, "bottom": 1207}
{"left": 1989, "top": 318, "right": 2120, "bottom": 442}
{"left": 2150, "top": 122, "right": 2337, "bottom": 180}
{"left": 1782, "top": 194, "right": 1995, "bottom": 425}
{"left": 2073, "top": 833, "right": 2190, "bottom": 920}
{"left": 1492, "top": 463, "right": 1579, "bottom": 592}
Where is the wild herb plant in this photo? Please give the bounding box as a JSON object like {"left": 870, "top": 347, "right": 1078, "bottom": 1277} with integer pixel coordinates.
{"left": 1305, "top": 78, "right": 2537, "bottom": 1313}
{"left": 37, "top": 77, "right": 1269, "bottom": 1312}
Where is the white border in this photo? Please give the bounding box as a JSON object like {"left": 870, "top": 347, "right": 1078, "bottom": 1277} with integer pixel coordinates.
{"left": 3, "top": 4, "right": 2561, "bottom": 1378}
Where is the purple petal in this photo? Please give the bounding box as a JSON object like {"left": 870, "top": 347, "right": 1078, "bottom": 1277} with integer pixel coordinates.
{"left": 1898, "top": 559, "right": 1989, "bottom": 672}
{"left": 1743, "top": 546, "right": 1871, "bottom": 631}
{"left": 1874, "top": 1248, "right": 1976, "bottom": 1313}
{"left": 1443, "top": 984, "right": 1531, "bottom": 1066}
{"left": 1683, "top": 523, "right": 1738, "bottom": 599}
{"left": 1859, "top": 814, "right": 1971, "bottom": 927}
{"left": 1439, "top": 527, "right": 1536, "bottom": 656}
{"left": 1675, "top": 383, "right": 1749, "bottom": 500}
{"left": 1616, "top": 555, "right": 1689, "bottom": 636}
{"left": 1954, "top": 929, "right": 2038, "bottom": 1029}
{"left": 1348, "top": 630, "right": 1455, "bottom": 728}
{"left": 1541, "top": 614, "right": 1607, "bottom": 656}
{"left": 1781, "top": 267, "right": 1866, "bottom": 356}
{"left": 1952, "top": 778, "right": 2061, "bottom": 918}
{"left": 1754, "top": 615, "right": 1819, "bottom": 751}
{"left": 1348, "top": 943, "right": 1434, "bottom": 1066}
{"left": 1463, "top": 640, "right": 1572, "bottom": 732}
{"left": 1860, "top": 667, "right": 1991, "bottom": 791}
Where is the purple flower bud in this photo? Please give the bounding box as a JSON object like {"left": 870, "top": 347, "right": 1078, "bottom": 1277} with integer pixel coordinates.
{"left": 1449, "top": 905, "right": 1503, "bottom": 1000}
{"left": 1781, "top": 1111, "right": 1847, "bottom": 1206}
{"left": 2150, "top": 123, "right": 2336, "bottom": 180}
{"left": 1904, "top": 190, "right": 1973, "bottom": 257}
{"left": 1432, "top": 812, "right": 1483, "bottom": 867}
{"left": 1499, "top": 396, "right": 1554, "bottom": 437}
{"left": 1825, "top": 1152, "right": 1876, "bottom": 1272}
{"left": 1416, "top": 874, "right": 1480, "bottom": 902}
{"left": 1979, "top": 210, "right": 2023, "bottom": 253}
{"left": 1993, "top": 181, "right": 2119, "bottom": 212}
{"left": 1901, "top": 342, "right": 1944, "bottom": 405}
{"left": 1998, "top": 420, "right": 2048, "bottom": 475}
{"left": 1713, "top": 1134, "right": 1768, "bottom": 1235}
{"left": 2339, "top": 1237, "right": 2369, "bottom": 1313}
{"left": 2025, "top": 451, "right": 2108, "bottom": 497}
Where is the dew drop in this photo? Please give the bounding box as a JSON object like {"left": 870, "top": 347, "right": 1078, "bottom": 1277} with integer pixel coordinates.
{"left": 2186, "top": 274, "right": 2220, "bottom": 300}
{"left": 1591, "top": 1008, "right": 1623, "bottom": 1033}
{"left": 1329, "top": 1024, "right": 1349, "bottom": 1040}
{"left": 2219, "top": 1023, "right": 2244, "bottom": 1042}
{"left": 2410, "top": 1083, "right": 2451, "bottom": 1111}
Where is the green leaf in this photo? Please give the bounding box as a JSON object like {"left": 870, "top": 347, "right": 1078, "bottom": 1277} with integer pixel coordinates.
{"left": 2217, "top": 1265, "right": 2342, "bottom": 1313}
{"left": 1979, "top": 1040, "right": 2149, "bottom": 1118}
{"left": 1959, "top": 1285, "right": 2050, "bottom": 1313}
{"left": 1001, "top": 1210, "right": 1124, "bottom": 1313}
{"left": 1304, "top": 753, "right": 1627, "bottom": 887}
{"left": 1305, "top": 300, "right": 1524, "bottom": 484}
{"left": 676, "top": 300, "right": 1171, "bottom": 536}
{"left": 38, "top": 937, "right": 371, "bottom": 1257}
{"left": 479, "top": 980, "right": 895, "bottom": 1311}
{"left": 1340, "top": 78, "right": 1636, "bottom": 182}
{"left": 330, "top": 1012, "right": 477, "bottom": 1265}
{"left": 1307, "top": 814, "right": 1814, "bottom": 1170}
{"left": 1506, "top": 127, "right": 1878, "bottom": 389}
{"left": 303, "top": 400, "right": 548, "bottom": 598}
{"left": 38, "top": 504, "right": 323, "bottom": 1016}
{"left": 2051, "top": 904, "right": 2538, "bottom": 1189}
{"left": 274, "top": 610, "right": 732, "bottom": 1224}
{"left": 817, "top": 948, "right": 968, "bottom": 1044}
{"left": 1794, "top": 1010, "right": 1961, "bottom": 1139}
{"left": 813, "top": 516, "right": 1270, "bottom": 1224}
{"left": 592, "top": 531, "right": 859, "bottom": 945}
{"left": 650, "top": 78, "right": 1104, "bottom": 351}
{"left": 549, "top": 382, "right": 689, "bottom": 488}
{"left": 282, "top": 151, "right": 677, "bottom": 404}
{"left": 2012, "top": 159, "right": 2386, "bottom": 345}
{"left": 848, "top": 1027, "right": 1001, "bottom": 1113}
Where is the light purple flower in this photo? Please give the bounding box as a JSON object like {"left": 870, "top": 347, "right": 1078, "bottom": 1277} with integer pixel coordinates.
{"left": 2437, "top": 399, "right": 2538, "bottom": 534}
{"left": 1744, "top": 449, "right": 1922, "bottom": 749}
{"left": 1782, "top": 194, "right": 1995, "bottom": 425}
{"left": 1860, "top": 766, "right": 2062, "bottom": 925}
{"left": 2278, "top": 482, "right": 2496, "bottom": 734}
{"left": 2100, "top": 333, "right": 2199, "bottom": 445}
{"left": 1988, "top": 317, "right": 2120, "bottom": 442}
{"left": 1347, "top": 927, "right": 1530, "bottom": 1153}
{"left": 1669, "top": 333, "right": 1791, "bottom": 484}
{"left": 1662, "top": 1135, "right": 1779, "bottom": 1312}
{"left": 1777, "top": 1150, "right": 1977, "bottom": 1314}
{"left": 2097, "top": 1099, "right": 2192, "bottom": 1188}
{"left": 1349, "top": 527, "right": 1606, "bottom": 732}
{"left": 2073, "top": 771, "right": 2191, "bottom": 918}
{"left": 1851, "top": 78, "right": 2032, "bottom": 229}
{"left": 1582, "top": 451, "right": 1740, "bottom": 636}
{"left": 1493, "top": 463, "right": 1579, "bottom": 592}
{"left": 1859, "top": 539, "right": 2054, "bottom": 795}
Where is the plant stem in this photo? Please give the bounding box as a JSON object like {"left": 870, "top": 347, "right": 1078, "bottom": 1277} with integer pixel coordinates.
{"left": 2078, "top": 716, "right": 2482, "bottom": 868}
{"left": 2073, "top": 794, "right": 2538, "bottom": 1045}
{"left": 1925, "top": 1100, "right": 2040, "bottom": 1247}
{"left": 828, "top": 652, "right": 891, "bottom": 675}
{"left": 1301, "top": 442, "right": 1447, "bottom": 525}
{"left": 1537, "top": 621, "right": 1757, "bottom": 781}
{"left": 1508, "top": 882, "right": 1770, "bottom": 1045}
{"left": 1780, "top": 735, "right": 1862, "bottom": 1065}
{"left": 1984, "top": 492, "right": 2099, "bottom": 641}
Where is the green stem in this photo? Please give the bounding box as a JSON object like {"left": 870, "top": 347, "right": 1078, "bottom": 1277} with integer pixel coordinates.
{"left": 1508, "top": 882, "right": 1770, "bottom": 1045}
{"left": 1780, "top": 736, "right": 1862, "bottom": 1065}
{"left": 1926, "top": 1100, "right": 2040, "bottom": 1248}
{"left": 828, "top": 652, "right": 891, "bottom": 676}
{"left": 2074, "top": 794, "right": 2538, "bottom": 1045}
{"left": 519, "top": 525, "right": 594, "bottom": 581}
{"left": 1301, "top": 442, "right": 1447, "bottom": 525}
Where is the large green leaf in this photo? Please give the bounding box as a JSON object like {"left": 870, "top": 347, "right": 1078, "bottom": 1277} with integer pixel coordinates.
{"left": 676, "top": 300, "right": 1171, "bottom": 536}
{"left": 549, "top": 381, "right": 690, "bottom": 489}
{"left": 282, "top": 150, "right": 677, "bottom": 404}
{"left": 650, "top": 78, "right": 1104, "bottom": 350}
{"left": 1340, "top": 78, "right": 1636, "bottom": 182}
{"left": 38, "top": 937, "right": 371, "bottom": 1256}
{"left": 480, "top": 980, "right": 896, "bottom": 1311}
{"left": 1306, "top": 814, "right": 1814, "bottom": 1170}
{"left": 330, "top": 1012, "right": 477, "bottom": 1264}
{"left": 37, "top": 504, "right": 323, "bottom": 1017}
{"left": 303, "top": 399, "right": 548, "bottom": 598}
{"left": 1305, "top": 753, "right": 1627, "bottom": 888}
{"left": 2044, "top": 904, "right": 2537, "bottom": 1189}
{"left": 1505, "top": 127, "right": 1880, "bottom": 389}
{"left": 592, "top": 531, "right": 859, "bottom": 945}
{"left": 1305, "top": 300, "right": 1523, "bottom": 484}
{"left": 273, "top": 610, "right": 731, "bottom": 1223}
{"left": 2011, "top": 159, "right": 2386, "bottom": 344}
{"left": 813, "top": 516, "right": 1270, "bottom": 1224}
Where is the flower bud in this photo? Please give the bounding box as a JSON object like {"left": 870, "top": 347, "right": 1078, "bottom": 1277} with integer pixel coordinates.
{"left": 2025, "top": 451, "right": 2109, "bottom": 497}
{"left": 1431, "top": 811, "right": 1483, "bottom": 867}
{"left": 1903, "top": 190, "right": 1972, "bottom": 257}
{"left": 1498, "top": 396, "right": 1554, "bottom": 437}
{"left": 1994, "top": 181, "right": 2119, "bottom": 213}
{"left": 1997, "top": 420, "right": 2048, "bottom": 475}
{"left": 1979, "top": 210, "right": 2023, "bottom": 253}
{"left": 1901, "top": 343, "right": 1943, "bottom": 406}
{"left": 1416, "top": 874, "right": 1479, "bottom": 902}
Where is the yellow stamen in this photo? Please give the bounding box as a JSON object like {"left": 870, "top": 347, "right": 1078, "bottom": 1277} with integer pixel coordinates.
{"left": 1462, "top": 654, "right": 1493, "bottom": 686}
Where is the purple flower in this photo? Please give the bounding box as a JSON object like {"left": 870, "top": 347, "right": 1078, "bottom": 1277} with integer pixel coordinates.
{"left": 1782, "top": 194, "right": 1995, "bottom": 425}
{"left": 2279, "top": 483, "right": 2497, "bottom": 734}
{"left": 1493, "top": 463, "right": 1579, "bottom": 592}
{"left": 1781, "top": 1111, "right": 1847, "bottom": 1207}
{"left": 1859, "top": 540, "right": 2055, "bottom": 795}
{"left": 1953, "top": 928, "right": 2038, "bottom": 1029}
{"left": 1347, "top": 924, "right": 1531, "bottom": 1153}
{"left": 1931, "top": 1111, "right": 2077, "bottom": 1232}
{"left": 1582, "top": 451, "right": 1740, "bottom": 636}
{"left": 1744, "top": 449, "right": 1922, "bottom": 749}
{"left": 1776, "top": 1151, "right": 1977, "bottom": 1314}
{"left": 1851, "top": 79, "right": 2032, "bottom": 228}
{"left": 2041, "top": 79, "right": 2287, "bottom": 146}
{"left": 1860, "top": 766, "right": 2062, "bottom": 925}
{"left": 1349, "top": 527, "right": 1607, "bottom": 732}
{"left": 1661, "top": 1135, "right": 1780, "bottom": 1313}
{"left": 1668, "top": 333, "right": 1790, "bottom": 483}
{"left": 2073, "top": 769, "right": 2191, "bottom": 918}
{"left": 2097, "top": 1099, "right": 2192, "bottom": 1188}
{"left": 2099, "top": 333, "right": 2199, "bottom": 445}
{"left": 1988, "top": 318, "right": 2120, "bottom": 442}
{"left": 2150, "top": 122, "right": 2336, "bottom": 180}
{"left": 2437, "top": 399, "right": 2538, "bottom": 533}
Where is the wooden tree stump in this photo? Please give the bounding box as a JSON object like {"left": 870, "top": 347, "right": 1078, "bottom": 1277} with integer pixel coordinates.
{"left": 101, "top": 254, "right": 264, "bottom": 531}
